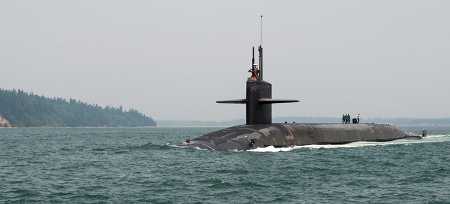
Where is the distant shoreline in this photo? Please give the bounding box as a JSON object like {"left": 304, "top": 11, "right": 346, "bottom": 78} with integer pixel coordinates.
{"left": 0, "top": 126, "right": 158, "bottom": 129}
{"left": 0, "top": 89, "right": 156, "bottom": 127}
{"left": 158, "top": 117, "right": 450, "bottom": 127}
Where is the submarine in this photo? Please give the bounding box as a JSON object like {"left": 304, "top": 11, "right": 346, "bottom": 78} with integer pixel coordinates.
{"left": 179, "top": 29, "right": 422, "bottom": 151}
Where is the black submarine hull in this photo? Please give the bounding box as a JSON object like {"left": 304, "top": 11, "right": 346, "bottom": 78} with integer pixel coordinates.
{"left": 180, "top": 123, "right": 421, "bottom": 151}
{"left": 179, "top": 33, "right": 423, "bottom": 151}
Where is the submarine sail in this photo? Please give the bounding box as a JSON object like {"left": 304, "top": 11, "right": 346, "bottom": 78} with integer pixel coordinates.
{"left": 216, "top": 44, "right": 299, "bottom": 125}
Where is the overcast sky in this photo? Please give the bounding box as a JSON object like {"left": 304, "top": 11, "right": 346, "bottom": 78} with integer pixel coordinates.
{"left": 1, "top": 0, "right": 449, "bottom": 121}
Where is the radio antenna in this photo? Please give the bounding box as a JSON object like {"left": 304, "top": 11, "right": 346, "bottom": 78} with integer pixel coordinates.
{"left": 259, "top": 15, "right": 263, "bottom": 46}
{"left": 258, "top": 15, "right": 264, "bottom": 80}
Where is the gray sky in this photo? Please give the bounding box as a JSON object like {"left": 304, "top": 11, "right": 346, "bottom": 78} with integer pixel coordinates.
{"left": 1, "top": 0, "right": 449, "bottom": 121}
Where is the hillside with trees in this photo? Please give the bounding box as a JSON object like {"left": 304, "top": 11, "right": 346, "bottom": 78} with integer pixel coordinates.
{"left": 0, "top": 89, "right": 156, "bottom": 127}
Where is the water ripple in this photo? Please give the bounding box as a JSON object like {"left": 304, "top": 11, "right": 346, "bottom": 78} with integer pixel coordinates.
{"left": 0, "top": 127, "right": 449, "bottom": 203}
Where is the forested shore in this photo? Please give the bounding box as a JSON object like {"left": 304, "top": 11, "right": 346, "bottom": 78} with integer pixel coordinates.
{"left": 0, "top": 89, "right": 156, "bottom": 127}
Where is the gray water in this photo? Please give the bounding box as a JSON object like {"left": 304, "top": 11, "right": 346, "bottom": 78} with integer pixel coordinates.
{"left": 1, "top": 127, "right": 450, "bottom": 203}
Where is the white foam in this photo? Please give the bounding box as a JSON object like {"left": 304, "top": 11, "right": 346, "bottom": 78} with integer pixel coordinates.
{"left": 169, "top": 143, "right": 211, "bottom": 151}
{"left": 247, "top": 134, "right": 450, "bottom": 152}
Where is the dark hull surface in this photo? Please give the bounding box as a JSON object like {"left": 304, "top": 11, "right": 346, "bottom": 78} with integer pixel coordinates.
{"left": 180, "top": 123, "right": 420, "bottom": 151}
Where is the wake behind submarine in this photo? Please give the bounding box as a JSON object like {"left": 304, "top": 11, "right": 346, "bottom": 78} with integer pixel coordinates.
{"left": 179, "top": 36, "right": 422, "bottom": 151}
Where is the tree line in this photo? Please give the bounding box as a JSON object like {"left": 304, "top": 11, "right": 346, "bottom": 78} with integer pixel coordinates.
{"left": 0, "top": 89, "right": 156, "bottom": 127}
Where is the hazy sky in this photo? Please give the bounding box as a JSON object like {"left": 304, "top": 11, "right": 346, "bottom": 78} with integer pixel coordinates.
{"left": 1, "top": 0, "right": 449, "bottom": 121}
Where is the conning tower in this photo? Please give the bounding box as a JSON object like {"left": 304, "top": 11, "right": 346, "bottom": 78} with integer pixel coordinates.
{"left": 217, "top": 39, "right": 298, "bottom": 124}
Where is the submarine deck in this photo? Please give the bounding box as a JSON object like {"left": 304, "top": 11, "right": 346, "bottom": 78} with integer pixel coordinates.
{"left": 183, "top": 123, "right": 419, "bottom": 151}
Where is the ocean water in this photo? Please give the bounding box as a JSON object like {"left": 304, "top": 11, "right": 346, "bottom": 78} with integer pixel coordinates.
{"left": 1, "top": 127, "right": 450, "bottom": 203}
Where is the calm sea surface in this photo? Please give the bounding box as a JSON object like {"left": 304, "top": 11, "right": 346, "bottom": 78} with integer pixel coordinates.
{"left": 1, "top": 127, "right": 450, "bottom": 203}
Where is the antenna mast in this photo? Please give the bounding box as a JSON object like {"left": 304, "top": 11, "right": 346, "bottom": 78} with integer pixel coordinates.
{"left": 260, "top": 15, "right": 263, "bottom": 46}
{"left": 258, "top": 15, "right": 264, "bottom": 80}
